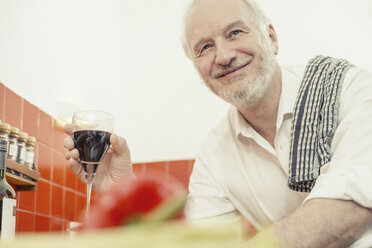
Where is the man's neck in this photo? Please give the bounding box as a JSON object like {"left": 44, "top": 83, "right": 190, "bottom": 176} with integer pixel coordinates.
{"left": 238, "top": 65, "right": 282, "bottom": 147}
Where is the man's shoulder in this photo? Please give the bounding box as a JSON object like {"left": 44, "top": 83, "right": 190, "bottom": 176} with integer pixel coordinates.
{"left": 206, "top": 107, "right": 238, "bottom": 138}
{"left": 282, "top": 64, "right": 306, "bottom": 78}
{"left": 340, "top": 66, "right": 372, "bottom": 107}
{"left": 195, "top": 107, "right": 242, "bottom": 171}
{"left": 198, "top": 107, "right": 239, "bottom": 151}
{"left": 344, "top": 66, "right": 372, "bottom": 84}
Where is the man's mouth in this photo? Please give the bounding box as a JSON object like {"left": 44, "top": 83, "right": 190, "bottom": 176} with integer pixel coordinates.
{"left": 211, "top": 58, "right": 252, "bottom": 79}
{"left": 217, "top": 63, "right": 249, "bottom": 78}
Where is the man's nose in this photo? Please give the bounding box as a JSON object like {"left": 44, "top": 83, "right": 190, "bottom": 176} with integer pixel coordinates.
{"left": 214, "top": 40, "right": 236, "bottom": 66}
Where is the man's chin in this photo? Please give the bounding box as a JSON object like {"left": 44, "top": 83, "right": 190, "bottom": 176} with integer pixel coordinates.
{"left": 204, "top": 79, "right": 253, "bottom": 103}
{"left": 216, "top": 83, "right": 267, "bottom": 108}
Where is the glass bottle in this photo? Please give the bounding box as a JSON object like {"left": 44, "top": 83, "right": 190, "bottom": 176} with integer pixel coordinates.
{"left": 0, "top": 122, "right": 16, "bottom": 198}
{"left": 16, "top": 132, "right": 28, "bottom": 166}
{"left": 0, "top": 122, "right": 11, "bottom": 152}
{"left": 25, "top": 136, "right": 36, "bottom": 170}
{"left": 0, "top": 122, "right": 16, "bottom": 241}
{"left": 0, "top": 121, "right": 10, "bottom": 141}
{"left": 7, "top": 127, "right": 19, "bottom": 161}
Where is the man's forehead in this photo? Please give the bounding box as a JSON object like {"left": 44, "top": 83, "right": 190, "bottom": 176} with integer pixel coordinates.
{"left": 189, "top": 0, "right": 248, "bottom": 9}
{"left": 186, "top": 0, "right": 253, "bottom": 38}
{"left": 187, "top": 0, "right": 251, "bottom": 26}
{"left": 188, "top": 0, "right": 249, "bottom": 17}
{"left": 183, "top": 0, "right": 255, "bottom": 58}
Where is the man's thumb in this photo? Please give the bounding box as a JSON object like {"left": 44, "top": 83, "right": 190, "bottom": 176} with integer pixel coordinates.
{"left": 110, "top": 134, "right": 129, "bottom": 155}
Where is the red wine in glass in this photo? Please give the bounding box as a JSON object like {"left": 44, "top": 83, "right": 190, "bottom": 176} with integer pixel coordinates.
{"left": 72, "top": 130, "right": 111, "bottom": 176}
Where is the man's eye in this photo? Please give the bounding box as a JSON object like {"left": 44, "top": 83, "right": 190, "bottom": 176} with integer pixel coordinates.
{"left": 230, "top": 30, "right": 242, "bottom": 37}
{"left": 201, "top": 44, "right": 212, "bottom": 52}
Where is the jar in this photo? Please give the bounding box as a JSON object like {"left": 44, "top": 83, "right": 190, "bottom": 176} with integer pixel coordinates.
{"left": 16, "top": 132, "right": 28, "bottom": 166}
{"left": 0, "top": 122, "right": 11, "bottom": 147}
{"left": 7, "top": 127, "right": 19, "bottom": 161}
{"left": 25, "top": 136, "right": 36, "bottom": 170}
{"left": 0, "top": 122, "right": 10, "bottom": 176}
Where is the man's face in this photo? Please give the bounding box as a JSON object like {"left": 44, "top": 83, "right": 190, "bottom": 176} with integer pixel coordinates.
{"left": 185, "top": 0, "right": 278, "bottom": 107}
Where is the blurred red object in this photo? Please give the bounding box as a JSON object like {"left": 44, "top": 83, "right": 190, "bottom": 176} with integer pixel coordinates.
{"left": 81, "top": 173, "right": 187, "bottom": 231}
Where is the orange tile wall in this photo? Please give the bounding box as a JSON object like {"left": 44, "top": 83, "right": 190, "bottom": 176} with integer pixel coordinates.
{"left": 0, "top": 82, "right": 194, "bottom": 233}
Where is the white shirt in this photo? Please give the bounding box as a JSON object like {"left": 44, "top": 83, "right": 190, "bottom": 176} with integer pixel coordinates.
{"left": 186, "top": 65, "right": 372, "bottom": 247}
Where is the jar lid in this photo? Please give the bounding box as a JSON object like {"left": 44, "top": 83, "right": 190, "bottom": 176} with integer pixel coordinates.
{"left": 27, "top": 136, "right": 36, "bottom": 144}
{"left": 10, "top": 126, "right": 20, "bottom": 134}
{"left": 19, "top": 132, "right": 28, "bottom": 139}
{"left": 1, "top": 122, "right": 11, "bottom": 132}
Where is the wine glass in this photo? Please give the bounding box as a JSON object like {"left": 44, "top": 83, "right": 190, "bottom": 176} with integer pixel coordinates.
{"left": 71, "top": 110, "right": 113, "bottom": 216}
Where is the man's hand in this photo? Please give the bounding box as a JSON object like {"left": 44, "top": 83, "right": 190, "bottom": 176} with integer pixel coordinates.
{"left": 64, "top": 124, "right": 134, "bottom": 192}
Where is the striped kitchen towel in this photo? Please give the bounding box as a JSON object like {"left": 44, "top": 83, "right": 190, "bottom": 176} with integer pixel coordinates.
{"left": 288, "top": 55, "right": 353, "bottom": 192}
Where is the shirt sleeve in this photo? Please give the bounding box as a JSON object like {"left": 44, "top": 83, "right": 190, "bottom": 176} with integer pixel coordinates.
{"left": 304, "top": 67, "right": 372, "bottom": 208}
{"left": 185, "top": 144, "right": 238, "bottom": 223}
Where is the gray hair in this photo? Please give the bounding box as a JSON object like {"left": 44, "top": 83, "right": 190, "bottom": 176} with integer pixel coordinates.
{"left": 181, "top": 0, "right": 271, "bottom": 60}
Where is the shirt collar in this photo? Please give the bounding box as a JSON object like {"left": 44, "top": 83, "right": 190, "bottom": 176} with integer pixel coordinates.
{"left": 276, "top": 66, "right": 303, "bottom": 129}
{"left": 232, "top": 66, "right": 303, "bottom": 138}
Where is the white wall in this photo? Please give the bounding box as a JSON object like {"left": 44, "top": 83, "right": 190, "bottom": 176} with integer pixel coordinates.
{"left": 263, "top": 0, "right": 372, "bottom": 68}
{"left": 0, "top": 0, "right": 371, "bottom": 162}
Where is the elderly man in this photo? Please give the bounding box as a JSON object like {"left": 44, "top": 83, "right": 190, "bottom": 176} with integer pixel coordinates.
{"left": 65, "top": 0, "right": 372, "bottom": 246}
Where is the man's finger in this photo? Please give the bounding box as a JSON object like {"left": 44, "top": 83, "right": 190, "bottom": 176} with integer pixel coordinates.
{"left": 70, "top": 148, "right": 79, "bottom": 160}
{"left": 110, "top": 134, "right": 130, "bottom": 155}
{"left": 65, "top": 148, "right": 79, "bottom": 160}
{"left": 64, "top": 124, "right": 79, "bottom": 135}
{"left": 64, "top": 136, "right": 75, "bottom": 149}
{"left": 68, "top": 158, "right": 85, "bottom": 182}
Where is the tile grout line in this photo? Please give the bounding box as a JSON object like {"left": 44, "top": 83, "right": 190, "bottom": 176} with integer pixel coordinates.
{"left": 32, "top": 103, "right": 39, "bottom": 219}
{"left": 38, "top": 177, "right": 86, "bottom": 197}
{"left": 18, "top": 202, "right": 78, "bottom": 228}
{"left": 20, "top": 98, "right": 24, "bottom": 131}
{"left": 18, "top": 208, "right": 68, "bottom": 223}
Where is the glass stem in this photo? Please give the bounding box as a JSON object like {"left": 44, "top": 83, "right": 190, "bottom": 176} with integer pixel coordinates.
{"left": 83, "top": 163, "right": 97, "bottom": 218}
{"left": 86, "top": 181, "right": 93, "bottom": 217}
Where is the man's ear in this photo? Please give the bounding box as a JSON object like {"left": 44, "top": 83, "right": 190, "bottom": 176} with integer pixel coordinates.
{"left": 268, "top": 24, "right": 279, "bottom": 55}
